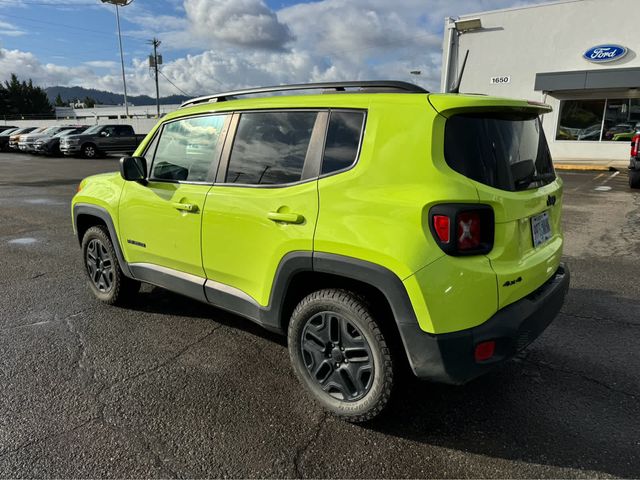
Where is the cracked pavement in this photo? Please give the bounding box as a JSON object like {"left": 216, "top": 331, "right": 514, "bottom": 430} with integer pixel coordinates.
{"left": 0, "top": 154, "right": 639, "bottom": 478}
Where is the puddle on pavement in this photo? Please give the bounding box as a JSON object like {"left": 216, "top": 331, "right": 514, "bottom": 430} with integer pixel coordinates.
{"left": 8, "top": 237, "right": 39, "bottom": 245}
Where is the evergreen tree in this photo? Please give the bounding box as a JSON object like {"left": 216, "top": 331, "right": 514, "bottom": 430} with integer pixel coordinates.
{"left": 83, "top": 96, "right": 97, "bottom": 108}
{"left": 0, "top": 73, "right": 53, "bottom": 116}
{"left": 54, "top": 93, "right": 66, "bottom": 107}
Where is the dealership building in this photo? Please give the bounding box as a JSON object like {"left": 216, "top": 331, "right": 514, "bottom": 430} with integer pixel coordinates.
{"left": 441, "top": 0, "right": 640, "bottom": 162}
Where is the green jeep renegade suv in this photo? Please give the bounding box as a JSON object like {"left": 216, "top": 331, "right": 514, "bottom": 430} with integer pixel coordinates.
{"left": 72, "top": 81, "right": 569, "bottom": 422}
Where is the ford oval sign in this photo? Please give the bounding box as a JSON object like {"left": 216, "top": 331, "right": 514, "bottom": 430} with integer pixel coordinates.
{"left": 584, "top": 45, "right": 628, "bottom": 63}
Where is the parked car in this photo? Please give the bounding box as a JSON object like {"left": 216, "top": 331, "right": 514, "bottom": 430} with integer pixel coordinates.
{"left": 0, "top": 128, "right": 19, "bottom": 151}
{"left": 0, "top": 125, "right": 17, "bottom": 134}
{"left": 576, "top": 124, "right": 602, "bottom": 141}
{"left": 72, "top": 81, "right": 569, "bottom": 422}
{"left": 629, "top": 133, "right": 640, "bottom": 188}
{"left": 60, "top": 124, "right": 146, "bottom": 158}
{"left": 603, "top": 123, "right": 635, "bottom": 140}
{"left": 19, "top": 125, "right": 84, "bottom": 153}
{"left": 34, "top": 127, "right": 88, "bottom": 156}
{"left": 8, "top": 127, "right": 39, "bottom": 151}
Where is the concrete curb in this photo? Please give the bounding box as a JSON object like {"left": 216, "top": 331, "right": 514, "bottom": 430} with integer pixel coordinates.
{"left": 554, "top": 164, "right": 618, "bottom": 172}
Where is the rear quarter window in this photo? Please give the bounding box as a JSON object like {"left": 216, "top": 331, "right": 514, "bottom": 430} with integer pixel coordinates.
{"left": 321, "top": 111, "right": 365, "bottom": 175}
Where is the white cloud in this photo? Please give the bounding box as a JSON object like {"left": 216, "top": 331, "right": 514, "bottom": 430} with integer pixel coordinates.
{"left": 0, "top": 0, "right": 551, "bottom": 98}
{"left": 0, "top": 48, "right": 94, "bottom": 87}
{"left": 0, "top": 18, "right": 26, "bottom": 36}
{"left": 84, "top": 60, "right": 118, "bottom": 69}
{"left": 183, "top": 0, "right": 293, "bottom": 50}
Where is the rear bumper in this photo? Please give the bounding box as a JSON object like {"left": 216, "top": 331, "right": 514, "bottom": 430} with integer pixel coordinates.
{"left": 400, "top": 264, "right": 570, "bottom": 384}
{"left": 629, "top": 157, "right": 639, "bottom": 170}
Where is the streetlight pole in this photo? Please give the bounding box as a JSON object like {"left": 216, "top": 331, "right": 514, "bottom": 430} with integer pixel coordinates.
{"left": 101, "top": 0, "right": 134, "bottom": 117}
{"left": 442, "top": 17, "right": 483, "bottom": 92}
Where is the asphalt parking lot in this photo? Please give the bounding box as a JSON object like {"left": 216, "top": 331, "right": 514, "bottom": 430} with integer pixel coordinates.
{"left": 0, "top": 152, "right": 639, "bottom": 478}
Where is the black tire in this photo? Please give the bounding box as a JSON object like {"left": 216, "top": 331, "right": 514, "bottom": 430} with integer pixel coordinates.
{"left": 82, "top": 143, "right": 98, "bottom": 159}
{"left": 288, "top": 289, "right": 394, "bottom": 423}
{"left": 81, "top": 226, "right": 140, "bottom": 305}
{"left": 629, "top": 169, "right": 640, "bottom": 189}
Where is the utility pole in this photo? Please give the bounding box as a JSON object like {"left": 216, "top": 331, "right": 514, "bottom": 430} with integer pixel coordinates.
{"left": 148, "top": 38, "right": 162, "bottom": 118}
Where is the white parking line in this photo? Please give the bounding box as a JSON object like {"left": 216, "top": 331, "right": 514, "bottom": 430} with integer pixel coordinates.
{"left": 593, "top": 171, "right": 620, "bottom": 191}
{"left": 601, "top": 171, "right": 620, "bottom": 184}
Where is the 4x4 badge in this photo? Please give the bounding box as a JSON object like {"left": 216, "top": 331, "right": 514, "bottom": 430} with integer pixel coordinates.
{"left": 503, "top": 277, "right": 522, "bottom": 287}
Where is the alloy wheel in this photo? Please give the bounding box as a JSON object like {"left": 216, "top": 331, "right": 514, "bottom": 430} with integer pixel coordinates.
{"left": 300, "top": 311, "right": 374, "bottom": 401}
{"left": 85, "top": 238, "right": 114, "bottom": 292}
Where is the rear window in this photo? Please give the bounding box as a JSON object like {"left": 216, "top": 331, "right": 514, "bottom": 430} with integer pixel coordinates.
{"left": 444, "top": 112, "right": 555, "bottom": 191}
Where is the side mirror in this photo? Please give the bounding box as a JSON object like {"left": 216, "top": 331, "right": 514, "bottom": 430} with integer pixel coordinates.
{"left": 120, "top": 156, "right": 147, "bottom": 183}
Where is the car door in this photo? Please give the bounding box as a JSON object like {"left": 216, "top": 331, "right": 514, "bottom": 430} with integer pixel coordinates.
{"left": 115, "top": 125, "right": 135, "bottom": 151}
{"left": 201, "top": 110, "right": 325, "bottom": 308}
{"left": 119, "top": 113, "right": 231, "bottom": 284}
{"left": 98, "top": 126, "right": 118, "bottom": 151}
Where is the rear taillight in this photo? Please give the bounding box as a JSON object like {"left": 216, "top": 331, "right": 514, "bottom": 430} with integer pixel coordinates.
{"left": 429, "top": 204, "right": 494, "bottom": 256}
{"left": 432, "top": 215, "right": 450, "bottom": 243}
{"left": 456, "top": 211, "right": 481, "bottom": 250}
{"left": 631, "top": 133, "right": 640, "bottom": 158}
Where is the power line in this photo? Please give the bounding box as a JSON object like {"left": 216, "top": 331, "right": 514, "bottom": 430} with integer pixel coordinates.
{"left": 0, "top": 1, "right": 97, "bottom": 6}
{"left": 158, "top": 70, "right": 193, "bottom": 98}
{"left": 0, "top": 11, "right": 138, "bottom": 39}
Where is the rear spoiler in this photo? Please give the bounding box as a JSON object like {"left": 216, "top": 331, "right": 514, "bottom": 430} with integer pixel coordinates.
{"left": 427, "top": 94, "right": 552, "bottom": 117}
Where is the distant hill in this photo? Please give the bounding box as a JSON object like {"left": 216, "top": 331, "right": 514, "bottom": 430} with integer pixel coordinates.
{"left": 45, "top": 86, "right": 191, "bottom": 106}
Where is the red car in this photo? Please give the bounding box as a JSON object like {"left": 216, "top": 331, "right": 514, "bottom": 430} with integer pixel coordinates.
{"left": 629, "top": 133, "right": 640, "bottom": 188}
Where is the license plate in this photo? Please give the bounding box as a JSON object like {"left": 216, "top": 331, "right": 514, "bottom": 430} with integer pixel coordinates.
{"left": 531, "top": 211, "right": 552, "bottom": 248}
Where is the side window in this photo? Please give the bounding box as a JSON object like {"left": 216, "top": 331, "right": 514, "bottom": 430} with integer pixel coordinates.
{"left": 150, "top": 114, "right": 229, "bottom": 182}
{"left": 103, "top": 126, "right": 116, "bottom": 137}
{"left": 321, "top": 111, "right": 365, "bottom": 175}
{"left": 225, "top": 111, "right": 319, "bottom": 185}
{"left": 142, "top": 130, "right": 160, "bottom": 162}
{"left": 116, "top": 125, "right": 132, "bottom": 136}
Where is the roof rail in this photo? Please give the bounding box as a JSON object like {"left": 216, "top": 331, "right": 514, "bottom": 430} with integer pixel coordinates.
{"left": 180, "top": 81, "right": 428, "bottom": 108}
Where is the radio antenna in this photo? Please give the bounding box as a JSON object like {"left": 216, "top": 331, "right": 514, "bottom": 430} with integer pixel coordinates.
{"left": 450, "top": 50, "right": 469, "bottom": 94}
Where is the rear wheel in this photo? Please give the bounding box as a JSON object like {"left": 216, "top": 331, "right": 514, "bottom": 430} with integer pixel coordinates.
{"left": 629, "top": 169, "right": 640, "bottom": 189}
{"left": 82, "top": 143, "right": 98, "bottom": 159}
{"left": 288, "top": 289, "right": 394, "bottom": 422}
{"left": 81, "top": 226, "right": 140, "bottom": 305}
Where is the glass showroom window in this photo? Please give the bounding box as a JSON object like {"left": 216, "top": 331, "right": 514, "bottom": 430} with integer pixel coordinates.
{"left": 557, "top": 98, "right": 640, "bottom": 142}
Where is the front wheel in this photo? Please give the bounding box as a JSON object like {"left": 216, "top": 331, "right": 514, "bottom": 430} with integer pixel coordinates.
{"left": 629, "top": 169, "right": 640, "bottom": 189}
{"left": 288, "top": 289, "right": 394, "bottom": 422}
{"left": 82, "top": 143, "right": 98, "bottom": 159}
{"left": 81, "top": 226, "right": 140, "bottom": 305}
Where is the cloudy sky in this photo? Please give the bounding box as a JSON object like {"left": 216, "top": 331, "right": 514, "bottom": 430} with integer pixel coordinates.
{"left": 0, "top": 0, "right": 548, "bottom": 97}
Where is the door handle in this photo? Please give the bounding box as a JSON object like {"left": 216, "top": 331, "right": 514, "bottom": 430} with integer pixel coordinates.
{"left": 172, "top": 202, "right": 198, "bottom": 213}
{"left": 267, "top": 211, "right": 304, "bottom": 224}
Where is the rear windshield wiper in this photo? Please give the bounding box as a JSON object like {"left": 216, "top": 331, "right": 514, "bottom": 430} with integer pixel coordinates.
{"left": 514, "top": 172, "right": 556, "bottom": 190}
